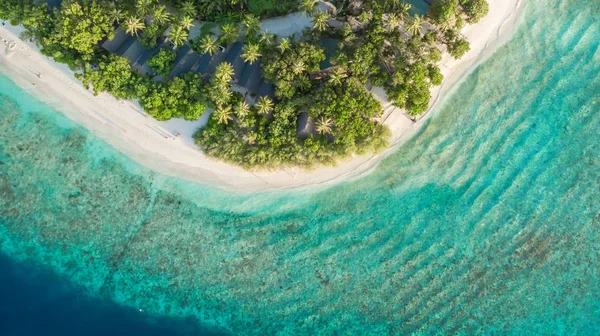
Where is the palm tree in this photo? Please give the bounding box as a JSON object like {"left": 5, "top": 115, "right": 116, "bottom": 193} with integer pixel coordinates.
{"left": 300, "top": 0, "right": 318, "bottom": 16}
{"left": 255, "top": 96, "right": 274, "bottom": 115}
{"left": 124, "top": 17, "right": 145, "bottom": 36}
{"left": 342, "top": 23, "right": 355, "bottom": 43}
{"left": 242, "top": 14, "right": 260, "bottom": 38}
{"left": 386, "top": 13, "right": 401, "bottom": 29}
{"left": 215, "top": 62, "right": 235, "bottom": 82}
{"left": 136, "top": 0, "right": 156, "bottom": 17}
{"left": 408, "top": 14, "right": 423, "bottom": 36}
{"left": 179, "top": 1, "right": 197, "bottom": 18}
{"left": 398, "top": 2, "right": 412, "bottom": 22}
{"left": 108, "top": 3, "right": 123, "bottom": 23}
{"left": 277, "top": 38, "right": 291, "bottom": 53}
{"left": 178, "top": 16, "right": 195, "bottom": 31}
{"left": 199, "top": 35, "right": 219, "bottom": 55}
{"left": 152, "top": 5, "right": 171, "bottom": 26}
{"left": 292, "top": 60, "right": 305, "bottom": 75}
{"left": 220, "top": 23, "right": 239, "bottom": 45}
{"left": 258, "top": 32, "right": 274, "bottom": 47}
{"left": 313, "top": 12, "right": 330, "bottom": 32}
{"left": 235, "top": 101, "right": 250, "bottom": 118}
{"left": 241, "top": 43, "right": 261, "bottom": 64}
{"left": 315, "top": 117, "right": 334, "bottom": 134}
{"left": 168, "top": 26, "right": 188, "bottom": 47}
{"left": 438, "top": 19, "right": 453, "bottom": 33}
{"left": 328, "top": 67, "right": 346, "bottom": 85}
{"left": 214, "top": 105, "right": 234, "bottom": 124}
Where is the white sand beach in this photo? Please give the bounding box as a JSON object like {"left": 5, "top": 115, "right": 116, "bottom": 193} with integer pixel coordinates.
{"left": 0, "top": 0, "right": 525, "bottom": 192}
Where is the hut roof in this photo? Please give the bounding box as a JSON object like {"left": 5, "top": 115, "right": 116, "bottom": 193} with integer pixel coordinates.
{"left": 205, "top": 47, "right": 230, "bottom": 77}
{"left": 118, "top": 38, "right": 145, "bottom": 66}
{"left": 169, "top": 49, "right": 201, "bottom": 78}
{"left": 258, "top": 81, "right": 275, "bottom": 99}
{"left": 102, "top": 28, "right": 130, "bottom": 54}
{"left": 239, "top": 58, "right": 262, "bottom": 94}
{"left": 225, "top": 42, "right": 246, "bottom": 82}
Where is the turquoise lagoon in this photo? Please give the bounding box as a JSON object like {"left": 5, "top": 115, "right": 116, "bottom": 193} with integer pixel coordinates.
{"left": 1, "top": 0, "right": 600, "bottom": 334}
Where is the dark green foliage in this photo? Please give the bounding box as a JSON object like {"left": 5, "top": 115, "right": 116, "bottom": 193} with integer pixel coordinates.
{"left": 82, "top": 55, "right": 140, "bottom": 99}
{"left": 147, "top": 48, "right": 177, "bottom": 76}
{"left": 50, "top": 0, "right": 115, "bottom": 60}
{"left": 262, "top": 42, "right": 325, "bottom": 100}
{"left": 428, "top": 0, "right": 459, "bottom": 25}
{"left": 444, "top": 30, "right": 471, "bottom": 59}
{"left": 460, "top": 0, "right": 489, "bottom": 23}
{"left": 194, "top": 78, "right": 389, "bottom": 168}
{"left": 139, "top": 73, "right": 207, "bottom": 120}
{"left": 139, "top": 24, "right": 166, "bottom": 49}
{"left": 247, "top": 0, "right": 297, "bottom": 18}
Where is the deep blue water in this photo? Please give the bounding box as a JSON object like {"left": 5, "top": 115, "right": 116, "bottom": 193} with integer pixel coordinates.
{"left": 1, "top": 0, "right": 600, "bottom": 334}
{"left": 0, "top": 253, "right": 224, "bottom": 336}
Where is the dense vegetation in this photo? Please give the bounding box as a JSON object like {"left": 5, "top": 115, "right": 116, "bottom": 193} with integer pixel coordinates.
{"left": 0, "top": 0, "right": 488, "bottom": 169}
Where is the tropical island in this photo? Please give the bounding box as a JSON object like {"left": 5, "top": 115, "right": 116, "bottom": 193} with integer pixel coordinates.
{"left": 0, "top": 0, "right": 489, "bottom": 170}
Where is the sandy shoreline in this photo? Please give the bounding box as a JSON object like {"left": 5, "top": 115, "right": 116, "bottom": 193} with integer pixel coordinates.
{"left": 0, "top": 0, "right": 525, "bottom": 192}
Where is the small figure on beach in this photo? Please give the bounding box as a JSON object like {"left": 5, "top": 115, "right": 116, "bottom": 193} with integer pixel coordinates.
{"left": 37, "top": 72, "right": 42, "bottom": 79}
{"left": 173, "top": 132, "right": 181, "bottom": 140}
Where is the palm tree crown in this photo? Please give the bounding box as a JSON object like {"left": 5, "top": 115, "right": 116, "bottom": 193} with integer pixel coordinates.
{"left": 300, "top": 0, "right": 318, "bottom": 16}
{"left": 215, "top": 62, "right": 235, "bottom": 82}
{"left": 178, "top": 16, "right": 195, "bottom": 31}
{"left": 214, "top": 105, "right": 234, "bottom": 124}
{"left": 125, "top": 16, "right": 145, "bottom": 36}
{"left": 168, "top": 26, "right": 188, "bottom": 47}
{"left": 179, "top": 1, "right": 197, "bottom": 18}
{"left": 152, "top": 5, "right": 171, "bottom": 25}
{"left": 328, "top": 67, "right": 347, "bottom": 85}
{"left": 242, "top": 14, "right": 260, "bottom": 38}
{"left": 199, "top": 35, "right": 219, "bottom": 55}
{"left": 313, "top": 11, "right": 330, "bottom": 32}
{"left": 220, "top": 23, "right": 239, "bottom": 44}
{"left": 255, "top": 96, "right": 274, "bottom": 115}
{"left": 316, "top": 117, "right": 334, "bottom": 134}
{"left": 136, "top": 0, "right": 156, "bottom": 17}
{"left": 408, "top": 14, "right": 423, "bottom": 36}
{"left": 292, "top": 60, "right": 306, "bottom": 75}
{"left": 277, "top": 38, "right": 291, "bottom": 53}
{"left": 235, "top": 101, "right": 250, "bottom": 118}
{"left": 242, "top": 43, "right": 261, "bottom": 64}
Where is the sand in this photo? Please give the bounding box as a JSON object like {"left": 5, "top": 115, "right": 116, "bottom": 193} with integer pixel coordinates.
{"left": 0, "top": 0, "right": 525, "bottom": 192}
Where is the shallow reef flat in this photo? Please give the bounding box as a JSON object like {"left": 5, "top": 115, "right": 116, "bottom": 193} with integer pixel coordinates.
{"left": 1, "top": 0, "right": 600, "bottom": 334}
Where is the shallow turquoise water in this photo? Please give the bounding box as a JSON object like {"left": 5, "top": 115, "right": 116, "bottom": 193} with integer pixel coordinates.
{"left": 1, "top": 0, "right": 600, "bottom": 334}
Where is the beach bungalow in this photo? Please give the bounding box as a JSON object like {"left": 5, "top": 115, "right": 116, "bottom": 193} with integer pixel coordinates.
{"left": 204, "top": 47, "right": 231, "bottom": 77}
{"left": 135, "top": 39, "right": 169, "bottom": 75}
{"left": 239, "top": 58, "right": 263, "bottom": 94}
{"left": 116, "top": 37, "right": 146, "bottom": 69}
{"left": 225, "top": 42, "right": 246, "bottom": 82}
{"left": 168, "top": 45, "right": 202, "bottom": 78}
{"left": 257, "top": 80, "right": 275, "bottom": 99}
{"left": 101, "top": 28, "right": 130, "bottom": 54}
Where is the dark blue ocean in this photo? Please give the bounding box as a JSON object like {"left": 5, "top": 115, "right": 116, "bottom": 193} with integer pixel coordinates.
{"left": 0, "top": 253, "right": 224, "bottom": 335}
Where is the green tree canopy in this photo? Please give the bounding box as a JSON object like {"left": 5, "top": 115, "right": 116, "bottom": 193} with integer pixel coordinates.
{"left": 51, "top": 0, "right": 115, "bottom": 59}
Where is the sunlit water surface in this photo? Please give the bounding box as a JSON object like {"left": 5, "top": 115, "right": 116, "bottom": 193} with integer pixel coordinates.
{"left": 1, "top": 0, "right": 599, "bottom": 334}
